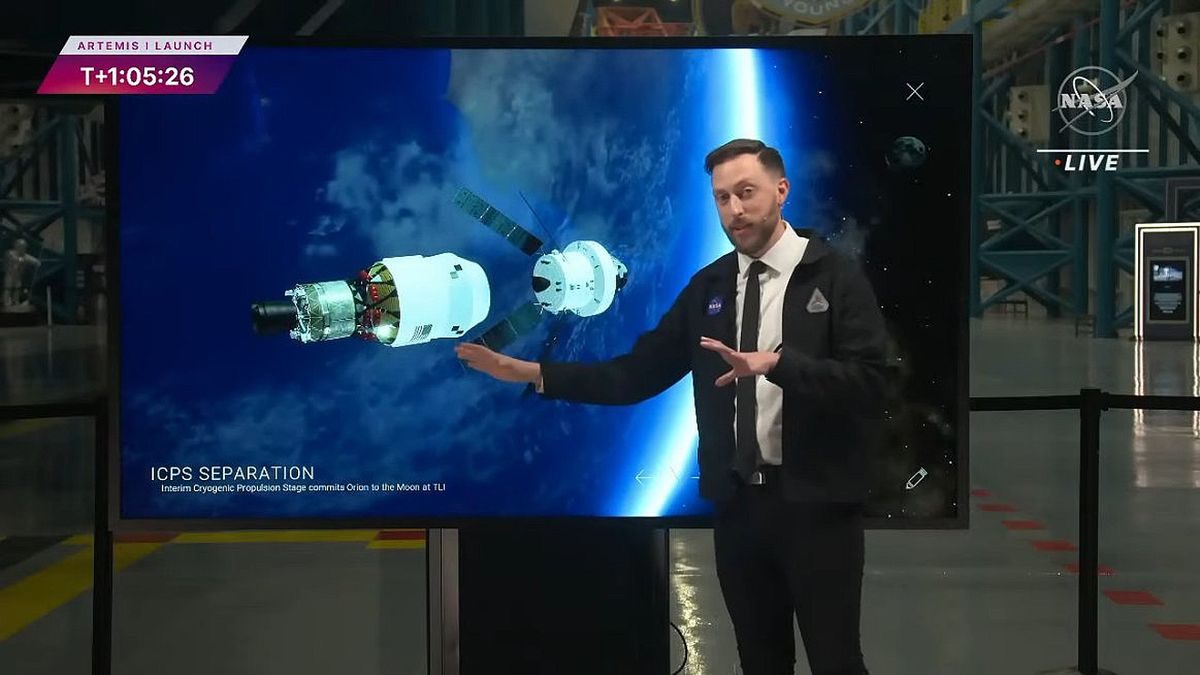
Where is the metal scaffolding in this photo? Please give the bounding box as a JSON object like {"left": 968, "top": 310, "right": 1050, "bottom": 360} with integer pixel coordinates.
{"left": 823, "top": 0, "right": 1200, "bottom": 337}
{"left": 835, "top": 0, "right": 924, "bottom": 35}
{"left": 0, "top": 102, "right": 105, "bottom": 324}
{"left": 961, "top": 0, "right": 1200, "bottom": 337}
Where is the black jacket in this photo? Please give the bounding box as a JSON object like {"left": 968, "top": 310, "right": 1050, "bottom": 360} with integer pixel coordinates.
{"left": 540, "top": 228, "right": 887, "bottom": 504}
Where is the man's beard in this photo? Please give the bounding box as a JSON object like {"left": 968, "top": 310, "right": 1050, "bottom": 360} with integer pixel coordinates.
{"left": 725, "top": 204, "right": 781, "bottom": 255}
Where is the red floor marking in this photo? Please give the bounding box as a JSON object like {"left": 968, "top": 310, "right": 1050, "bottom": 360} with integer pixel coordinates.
{"left": 114, "top": 532, "right": 177, "bottom": 543}
{"left": 1150, "top": 624, "right": 1200, "bottom": 640}
{"left": 970, "top": 489, "right": 991, "bottom": 497}
{"left": 979, "top": 503, "right": 1017, "bottom": 512}
{"left": 1032, "top": 540, "right": 1078, "bottom": 552}
{"left": 1105, "top": 590, "right": 1163, "bottom": 606}
{"left": 1064, "top": 563, "right": 1115, "bottom": 576}
{"left": 375, "top": 530, "right": 426, "bottom": 541}
{"left": 1002, "top": 520, "right": 1045, "bottom": 530}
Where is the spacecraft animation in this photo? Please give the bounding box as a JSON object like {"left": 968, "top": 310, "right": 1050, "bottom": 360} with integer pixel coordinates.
{"left": 251, "top": 187, "right": 628, "bottom": 350}
{"left": 532, "top": 241, "right": 628, "bottom": 317}
{"left": 251, "top": 252, "right": 491, "bottom": 346}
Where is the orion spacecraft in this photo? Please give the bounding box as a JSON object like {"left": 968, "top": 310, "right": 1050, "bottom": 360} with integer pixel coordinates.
{"left": 251, "top": 187, "right": 628, "bottom": 350}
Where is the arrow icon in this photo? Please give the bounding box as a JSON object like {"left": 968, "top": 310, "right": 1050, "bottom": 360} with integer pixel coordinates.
{"left": 635, "top": 470, "right": 701, "bottom": 485}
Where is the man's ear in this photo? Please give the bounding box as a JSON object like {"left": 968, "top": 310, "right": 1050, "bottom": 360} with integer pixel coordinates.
{"left": 777, "top": 176, "right": 790, "bottom": 205}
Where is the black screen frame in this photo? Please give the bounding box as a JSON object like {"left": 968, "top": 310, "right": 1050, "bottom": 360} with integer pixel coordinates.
{"left": 106, "top": 34, "right": 972, "bottom": 532}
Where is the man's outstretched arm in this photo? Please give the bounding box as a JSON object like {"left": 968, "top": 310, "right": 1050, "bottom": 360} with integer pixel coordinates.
{"left": 455, "top": 342, "right": 543, "bottom": 386}
{"left": 456, "top": 289, "right": 692, "bottom": 406}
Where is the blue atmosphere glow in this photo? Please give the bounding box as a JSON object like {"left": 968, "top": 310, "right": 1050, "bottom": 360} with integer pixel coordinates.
{"left": 629, "top": 49, "right": 764, "bottom": 517}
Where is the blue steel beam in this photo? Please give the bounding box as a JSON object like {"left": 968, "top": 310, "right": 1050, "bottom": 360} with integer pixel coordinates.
{"left": 1121, "top": 166, "right": 1200, "bottom": 178}
{"left": 0, "top": 208, "right": 61, "bottom": 253}
{"left": 981, "top": 276, "right": 1075, "bottom": 313}
{"left": 1111, "top": 175, "right": 1165, "bottom": 214}
{"left": 1071, "top": 15, "right": 1090, "bottom": 317}
{"left": 979, "top": 254, "right": 1076, "bottom": 312}
{"left": 979, "top": 197, "right": 1075, "bottom": 251}
{"left": 59, "top": 114, "right": 78, "bottom": 321}
{"left": 1094, "top": 0, "right": 1118, "bottom": 338}
{"left": 947, "top": 0, "right": 1012, "bottom": 34}
{"left": 980, "top": 70, "right": 1013, "bottom": 103}
{"left": 1116, "top": 0, "right": 1165, "bottom": 43}
{"left": 986, "top": 190, "right": 1095, "bottom": 200}
{"left": 1116, "top": 49, "right": 1200, "bottom": 121}
{"left": 978, "top": 113, "right": 1058, "bottom": 191}
{"left": 1136, "top": 14, "right": 1151, "bottom": 168}
{"left": 1115, "top": 306, "right": 1133, "bottom": 325}
{"left": 858, "top": 0, "right": 892, "bottom": 34}
{"left": 1045, "top": 24, "right": 1071, "bottom": 316}
{"left": 970, "top": 11, "right": 984, "bottom": 316}
{"left": 0, "top": 118, "right": 61, "bottom": 197}
{"left": 973, "top": 2, "right": 1100, "bottom": 323}
{"left": 0, "top": 108, "right": 103, "bottom": 325}
{"left": 1181, "top": 192, "right": 1200, "bottom": 218}
{"left": 978, "top": 193, "right": 1076, "bottom": 316}
{"left": 1117, "top": 54, "right": 1200, "bottom": 164}
{"left": 980, "top": 200, "right": 1073, "bottom": 247}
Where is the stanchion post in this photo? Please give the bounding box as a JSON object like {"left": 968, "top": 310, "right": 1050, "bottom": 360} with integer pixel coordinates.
{"left": 92, "top": 401, "right": 113, "bottom": 675}
{"left": 1078, "top": 388, "right": 1104, "bottom": 675}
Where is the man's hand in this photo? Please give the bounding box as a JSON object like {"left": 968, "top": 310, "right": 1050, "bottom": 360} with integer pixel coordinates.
{"left": 455, "top": 342, "right": 541, "bottom": 384}
{"left": 699, "top": 336, "right": 781, "bottom": 387}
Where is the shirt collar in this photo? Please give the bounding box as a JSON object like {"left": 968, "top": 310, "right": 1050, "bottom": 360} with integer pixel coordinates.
{"left": 737, "top": 221, "right": 807, "bottom": 277}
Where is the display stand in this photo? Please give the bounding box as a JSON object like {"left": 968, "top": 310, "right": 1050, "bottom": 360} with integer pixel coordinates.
{"left": 0, "top": 397, "right": 108, "bottom": 675}
{"left": 428, "top": 525, "right": 671, "bottom": 674}
{"left": 1133, "top": 222, "right": 1199, "bottom": 341}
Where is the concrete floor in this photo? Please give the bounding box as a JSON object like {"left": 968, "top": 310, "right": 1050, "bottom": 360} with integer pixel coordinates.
{"left": 2, "top": 318, "right": 1199, "bottom": 674}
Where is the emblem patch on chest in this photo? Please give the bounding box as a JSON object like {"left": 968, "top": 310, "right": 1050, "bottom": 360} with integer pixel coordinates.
{"left": 706, "top": 295, "right": 724, "bottom": 316}
{"left": 807, "top": 288, "right": 829, "bottom": 313}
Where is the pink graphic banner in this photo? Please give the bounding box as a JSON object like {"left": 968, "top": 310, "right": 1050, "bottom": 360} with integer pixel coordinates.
{"left": 38, "top": 36, "right": 248, "bottom": 95}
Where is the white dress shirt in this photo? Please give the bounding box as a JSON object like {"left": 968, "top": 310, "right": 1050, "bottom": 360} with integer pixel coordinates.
{"left": 734, "top": 223, "right": 808, "bottom": 466}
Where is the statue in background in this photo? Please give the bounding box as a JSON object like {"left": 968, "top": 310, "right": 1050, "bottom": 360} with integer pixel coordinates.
{"left": 4, "top": 238, "right": 40, "bottom": 309}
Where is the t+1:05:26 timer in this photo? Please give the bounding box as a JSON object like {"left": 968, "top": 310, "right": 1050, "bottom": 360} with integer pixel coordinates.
{"left": 80, "top": 66, "right": 195, "bottom": 87}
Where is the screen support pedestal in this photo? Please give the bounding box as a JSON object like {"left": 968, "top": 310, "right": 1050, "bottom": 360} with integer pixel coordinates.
{"left": 428, "top": 525, "right": 671, "bottom": 674}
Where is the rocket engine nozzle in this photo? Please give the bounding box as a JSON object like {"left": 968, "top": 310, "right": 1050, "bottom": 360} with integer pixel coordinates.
{"left": 250, "top": 301, "right": 298, "bottom": 336}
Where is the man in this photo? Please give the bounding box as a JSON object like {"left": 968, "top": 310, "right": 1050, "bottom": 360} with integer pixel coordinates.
{"left": 456, "top": 138, "right": 885, "bottom": 675}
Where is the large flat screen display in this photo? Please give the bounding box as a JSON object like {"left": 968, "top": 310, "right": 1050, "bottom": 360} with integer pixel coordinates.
{"left": 114, "top": 37, "right": 971, "bottom": 525}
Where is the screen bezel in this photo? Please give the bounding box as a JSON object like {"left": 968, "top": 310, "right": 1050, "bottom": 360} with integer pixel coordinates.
{"left": 106, "top": 34, "right": 972, "bottom": 532}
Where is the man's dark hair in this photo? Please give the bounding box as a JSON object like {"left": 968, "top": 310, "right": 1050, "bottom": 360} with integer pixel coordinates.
{"left": 704, "top": 138, "right": 786, "bottom": 177}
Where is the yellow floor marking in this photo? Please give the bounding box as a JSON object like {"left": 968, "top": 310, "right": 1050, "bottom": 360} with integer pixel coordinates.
{"left": 0, "top": 542, "right": 161, "bottom": 641}
{"left": 366, "top": 540, "right": 426, "bottom": 550}
{"left": 0, "top": 529, "right": 425, "bottom": 640}
{"left": 0, "top": 419, "right": 63, "bottom": 442}
{"left": 173, "top": 530, "right": 380, "bottom": 544}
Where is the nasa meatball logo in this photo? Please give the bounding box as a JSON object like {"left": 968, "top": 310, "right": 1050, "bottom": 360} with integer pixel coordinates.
{"left": 1054, "top": 66, "right": 1136, "bottom": 137}
{"left": 1045, "top": 65, "right": 1146, "bottom": 171}
{"left": 706, "top": 296, "right": 724, "bottom": 316}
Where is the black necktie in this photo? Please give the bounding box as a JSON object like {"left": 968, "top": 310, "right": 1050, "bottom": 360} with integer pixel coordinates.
{"left": 734, "top": 260, "right": 767, "bottom": 482}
